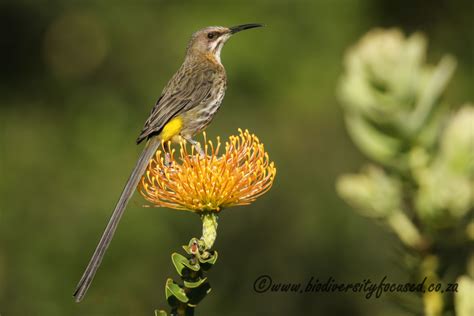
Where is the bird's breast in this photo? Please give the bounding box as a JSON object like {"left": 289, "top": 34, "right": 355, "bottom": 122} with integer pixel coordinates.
{"left": 181, "top": 78, "right": 226, "bottom": 137}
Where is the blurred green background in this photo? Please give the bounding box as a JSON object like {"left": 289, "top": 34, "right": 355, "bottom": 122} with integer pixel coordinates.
{"left": 0, "top": 0, "right": 472, "bottom": 315}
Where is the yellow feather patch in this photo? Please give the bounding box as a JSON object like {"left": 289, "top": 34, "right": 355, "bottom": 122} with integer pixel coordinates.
{"left": 161, "top": 116, "right": 183, "bottom": 142}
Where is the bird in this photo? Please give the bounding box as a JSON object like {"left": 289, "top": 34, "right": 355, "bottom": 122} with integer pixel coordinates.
{"left": 73, "top": 23, "right": 263, "bottom": 302}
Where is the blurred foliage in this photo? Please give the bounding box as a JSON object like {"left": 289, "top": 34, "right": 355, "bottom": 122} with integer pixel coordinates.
{"left": 337, "top": 28, "right": 473, "bottom": 315}
{"left": 338, "top": 28, "right": 456, "bottom": 170}
{"left": 0, "top": 0, "right": 472, "bottom": 315}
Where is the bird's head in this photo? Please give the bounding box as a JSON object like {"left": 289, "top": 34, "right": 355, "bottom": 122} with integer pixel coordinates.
{"left": 186, "top": 24, "right": 263, "bottom": 63}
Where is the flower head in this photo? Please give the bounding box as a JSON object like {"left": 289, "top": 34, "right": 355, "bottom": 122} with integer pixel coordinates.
{"left": 139, "top": 129, "right": 276, "bottom": 213}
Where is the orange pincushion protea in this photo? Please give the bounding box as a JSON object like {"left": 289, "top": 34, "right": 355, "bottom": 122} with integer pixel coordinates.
{"left": 139, "top": 129, "right": 276, "bottom": 212}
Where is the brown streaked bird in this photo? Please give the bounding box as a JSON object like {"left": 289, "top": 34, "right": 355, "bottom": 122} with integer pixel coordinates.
{"left": 73, "top": 23, "right": 263, "bottom": 302}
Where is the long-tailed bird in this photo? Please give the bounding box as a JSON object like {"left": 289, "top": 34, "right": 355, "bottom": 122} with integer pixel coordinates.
{"left": 73, "top": 23, "right": 263, "bottom": 302}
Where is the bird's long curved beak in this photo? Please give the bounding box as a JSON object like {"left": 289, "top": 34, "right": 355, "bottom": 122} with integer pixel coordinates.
{"left": 229, "top": 23, "right": 264, "bottom": 34}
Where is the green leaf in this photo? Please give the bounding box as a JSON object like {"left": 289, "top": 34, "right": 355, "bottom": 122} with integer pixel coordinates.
{"left": 198, "top": 250, "right": 218, "bottom": 264}
{"left": 336, "top": 165, "right": 402, "bottom": 219}
{"left": 165, "top": 278, "right": 189, "bottom": 304}
{"left": 182, "top": 244, "right": 191, "bottom": 254}
{"left": 184, "top": 277, "right": 207, "bottom": 288}
{"left": 408, "top": 56, "right": 456, "bottom": 134}
{"left": 345, "top": 114, "right": 403, "bottom": 167}
{"left": 199, "top": 251, "right": 218, "bottom": 271}
{"left": 155, "top": 310, "right": 167, "bottom": 316}
{"left": 171, "top": 253, "right": 200, "bottom": 276}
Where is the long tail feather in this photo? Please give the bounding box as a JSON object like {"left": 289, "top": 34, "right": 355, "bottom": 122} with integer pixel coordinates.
{"left": 73, "top": 137, "right": 161, "bottom": 302}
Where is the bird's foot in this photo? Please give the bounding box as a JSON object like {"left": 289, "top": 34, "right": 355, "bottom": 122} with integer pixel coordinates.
{"left": 164, "top": 152, "right": 172, "bottom": 167}
{"left": 184, "top": 137, "right": 205, "bottom": 158}
{"left": 158, "top": 152, "right": 179, "bottom": 176}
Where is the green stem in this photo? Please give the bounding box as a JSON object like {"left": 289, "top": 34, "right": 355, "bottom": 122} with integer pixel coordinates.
{"left": 158, "top": 213, "right": 219, "bottom": 316}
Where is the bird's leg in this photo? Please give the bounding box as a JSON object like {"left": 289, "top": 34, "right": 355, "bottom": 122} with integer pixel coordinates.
{"left": 164, "top": 152, "right": 172, "bottom": 167}
{"left": 183, "top": 136, "right": 205, "bottom": 157}
{"left": 163, "top": 141, "right": 172, "bottom": 167}
{"left": 159, "top": 142, "right": 177, "bottom": 175}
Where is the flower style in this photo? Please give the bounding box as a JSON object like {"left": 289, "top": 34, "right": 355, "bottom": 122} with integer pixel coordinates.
{"left": 139, "top": 129, "right": 276, "bottom": 212}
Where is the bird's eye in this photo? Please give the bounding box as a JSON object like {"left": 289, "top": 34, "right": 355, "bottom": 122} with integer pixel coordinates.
{"left": 207, "top": 32, "right": 216, "bottom": 39}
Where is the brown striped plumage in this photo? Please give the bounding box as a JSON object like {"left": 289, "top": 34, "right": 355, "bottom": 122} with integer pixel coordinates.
{"left": 73, "top": 24, "right": 263, "bottom": 302}
{"left": 136, "top": 50, "right": 227, "bottom": 144}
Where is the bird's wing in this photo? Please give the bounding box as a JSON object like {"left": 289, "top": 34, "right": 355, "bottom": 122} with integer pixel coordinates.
{"left": 136, "top": 62, "right": 217, "bottom": 144}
